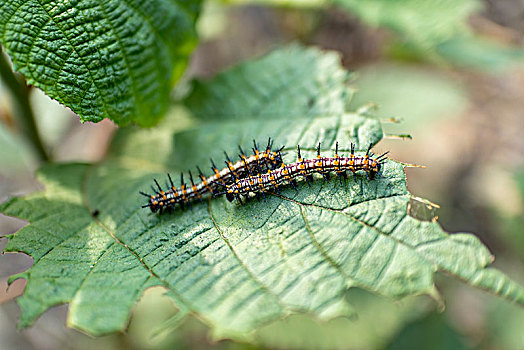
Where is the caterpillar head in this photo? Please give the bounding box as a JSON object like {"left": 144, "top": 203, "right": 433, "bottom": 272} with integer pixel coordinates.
{"left": 226, "top": 192, "right": 235, "bottom": 202}
{"left": 368, "top": 161, "right": 382, "bottom": 180}
{"left": 148, "top": 197, "right": 161, "bottom": 212}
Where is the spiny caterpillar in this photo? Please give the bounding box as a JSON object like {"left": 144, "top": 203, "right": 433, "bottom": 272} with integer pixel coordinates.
{"left": 141, "top": 139, "right": 284, "bottom": 213}
{"left": 218, "top": 142, "right": 388, "bottom": 203}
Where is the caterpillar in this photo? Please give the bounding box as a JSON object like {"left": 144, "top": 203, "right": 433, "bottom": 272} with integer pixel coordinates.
{"left": 220, "top": 142, "right": 388, "bottom": 202}
{"left": 141, "top": 138, "right": 284, "bottom": 213}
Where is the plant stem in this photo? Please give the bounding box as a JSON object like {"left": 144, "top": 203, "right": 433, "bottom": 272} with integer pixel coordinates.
{"left": 0, "top": 50, "right": 49, "bottom": 161}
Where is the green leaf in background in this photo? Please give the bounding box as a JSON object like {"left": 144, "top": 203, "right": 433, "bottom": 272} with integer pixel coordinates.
{"left": 0, "top": 0, "right": 201, "bottom": 126}
{"left": 333, "top": 0, "right": 524, "bottom": 70}
{"left": 184, "top": 44, "right": 353, "bottom": 121}
{"left": 223, "top": 0, "right": 328, "bottom": 6}
{"left": 2, "top": 46, "right": 524, "bottom": 340}
{"left": 348, "top": 63, "right": 469, "bottom": 130}
{"left": 0, "top": 122, "right": 36, "bottom": 178}
{"left": 334, "top": 0, "right": 480, "bottom": 52}
{"left": 386, "top": 312, "right": 469, "bottom": 350}
{"left": 486, "top": 298, "right": 524, "bottom": 350}
{"left": 495, "top": 170, "right": 524, "bottom": 259}
{"left": 256, "top": 288, "right": 432, "bottom": 350}
{"left": 437, "top": 36, "right": 524, "bottom": 72}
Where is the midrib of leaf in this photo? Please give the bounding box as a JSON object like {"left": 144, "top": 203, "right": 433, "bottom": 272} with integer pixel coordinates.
{"left": 79, "top": 164, "right": 155, "bottom": 279}
{"left": 97, "top": 0, "right": 139, "bottom": 113}
{"left": 119, "top": 0, "right": 177, "bottom": 105}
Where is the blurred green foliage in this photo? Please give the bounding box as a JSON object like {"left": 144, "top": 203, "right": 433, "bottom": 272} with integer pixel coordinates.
{"left": 336, "top": 0, "right": 479, "bottom": 50}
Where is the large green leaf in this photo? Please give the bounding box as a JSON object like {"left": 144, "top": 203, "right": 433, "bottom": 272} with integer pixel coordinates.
{"left": 0, "top": 0, "right": 200, "bottom": 126}
{"left": 2, "top": 46, "right": 524, "bottom": 339}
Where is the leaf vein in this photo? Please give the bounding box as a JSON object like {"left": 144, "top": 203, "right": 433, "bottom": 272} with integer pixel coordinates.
{"left": 352, "top": 234, "right": 379, "bottom": 275}
{"left": 299, "top": 205, "right": 355, "bottom": 285}
{"left": 32, "top": 0, "right": 110, "bottom": 117}
{"left": 208, "top": 201, "right": 287, "bottom": 314}
{"left": 373, "top": 242, "right": 397, "bottom": 286}
{"left": 1, "top": 1, "right": 28, "bottom": 41}
{"left": 96, "top": 0, "right": 138, "bottom": 109}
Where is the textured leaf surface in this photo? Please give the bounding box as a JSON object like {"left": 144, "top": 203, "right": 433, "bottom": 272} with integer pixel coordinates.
{"left": 0, "top": 0, "right": 200, "bottom": 126}
{"left": 2, "top": 46, "right": 524, "bottom": 339}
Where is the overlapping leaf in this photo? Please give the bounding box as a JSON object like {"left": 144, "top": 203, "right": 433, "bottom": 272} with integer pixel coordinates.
{"left": 2, "top": 46, "right": 524, "bottom": 340}
{"left": 0, "top": 0, "right": 201, "bottom": 126}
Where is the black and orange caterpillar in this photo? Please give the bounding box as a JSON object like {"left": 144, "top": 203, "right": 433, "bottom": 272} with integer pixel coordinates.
{"left": 220, "top": 142, "right": 388, "bottom": 202}
{"left": 141, "top": 139, "right": 284, "bottom": 213}
{"left": 141, "top": 140, "right": 388, "bottom": 213}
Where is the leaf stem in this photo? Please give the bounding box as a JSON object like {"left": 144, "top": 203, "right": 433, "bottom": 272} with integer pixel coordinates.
{"left": 0, "top": 50, "right": 49, "bottom": 161}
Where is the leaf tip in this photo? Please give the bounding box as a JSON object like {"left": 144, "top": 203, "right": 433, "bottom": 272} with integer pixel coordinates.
{"left": 7, "top": 272, "right": 29, "bottom": 286}
{"left": 209, "top": 326, "right": 255, "bottom": 343}
{"left": 316, "top": 297, "right": 356, "bottom": 321}
{"left": 428, "top": 286, "right": 445, "bottom": 312}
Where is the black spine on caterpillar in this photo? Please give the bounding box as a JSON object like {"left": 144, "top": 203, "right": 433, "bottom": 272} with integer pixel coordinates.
{"left": 221, "top": 142, "right": 388, "bottom": 202}
{"left": 141, "top": 138, "right": 285, "bottom": 213}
